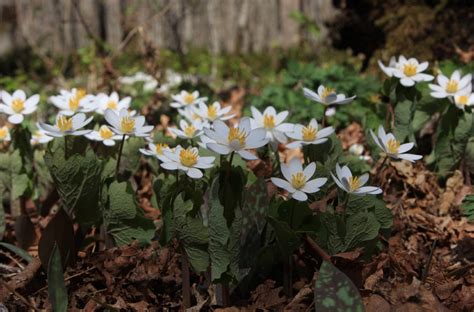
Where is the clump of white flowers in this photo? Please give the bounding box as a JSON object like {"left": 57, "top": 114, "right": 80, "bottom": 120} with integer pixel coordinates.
{"left": 429, "top": 70, "right": 472, "bottom": 99}
{"left": 0, "top": 90, "right": 39, "bottom": 124}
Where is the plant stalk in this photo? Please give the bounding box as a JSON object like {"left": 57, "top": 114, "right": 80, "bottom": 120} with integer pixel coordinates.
{"left": 115, "top": 134, "right": 126, "bottom": 177}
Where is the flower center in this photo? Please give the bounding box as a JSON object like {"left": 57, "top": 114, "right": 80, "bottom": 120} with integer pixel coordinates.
{"left": 263, "top": 114, "right": 275, "bottom": 129}
{"left": 302, "top": 125, "right": 317, "bottom": 141}
{"left": 321, "top": 87, "right": 336, "bottom": 100}
{"left": 457, "top": 95, "right": 468, "bottom": 106}
{"left": 69, "top": 89, "right": 86, "bottom": 111}
{"left": 347, "top": 176, "right": 360, "bottom": 192}
{"left": 184, "top": 93, "right": 196, "bottom": 105}
{"left": 207, "top": 105, "right": 218, "bottom": 120}
{"left": 155, "top": 143, "right": 168, "bottom": 155}
{"left": 34, "top": 131, "right": 42, "bottom": 138}
{"left": 179, "top": 148, "right": 198, "bottom": 167}
{"left": 403, "top": 63, "right": 417, "bottom": 77}
{"left": 386, "top": 138, "right": 400, "bottom": 154}
{"left": 291, "top": 172, "right": 306, "bottom": 189}
{"left": 120, "top": 116, "right": 135, "bottom": 133}
{"left": 11, "top": 98, "right": 25, "bottom": 113}
{"left": 446, "top": 80, "right": 458, "bottom": 93}
{"left": 107, "top": 100, "right": 118, "bottom": 110}
{"left": 56, "top": 116, "right": 73, "bottom": 132}
{"left": 99, "top": 125, "right": 114, "bottom": 139}
{"left": 227, "top": 127, "right": 246, "bottom": 146}
{"left": 0, "top": 127, "right": 9, "bottom": 139}
{"left": 184, "top": 125, "right": 196, "bottom": 137}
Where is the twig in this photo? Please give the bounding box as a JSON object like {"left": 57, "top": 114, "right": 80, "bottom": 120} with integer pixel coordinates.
{"left": 421, "top": 239, "right": 437, "bottom": 284}
{"left": 303, "top": 234, "right": 331, "bottom": 263}
{"left": 71, "top": 0, "right": 105, "bottom": 52}
{"left": 0, "top": 280, "right": 40, "bottom": 311}
{"left": 181, "top": 254, "right": 191, "bottom": 308}
{"left": 0, "top": 250, "right": 25, "bottom": 270}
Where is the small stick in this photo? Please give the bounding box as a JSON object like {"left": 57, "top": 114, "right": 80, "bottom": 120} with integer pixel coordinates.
{"left": 115, "top": 134, "right": 127, "bottom": 177}
{"left": 0, "top": 280, "right": 40, "bottom": 311}
{"left": 303, "top": 234, "right": 331, "bottom": 263}
{"left": 421, "top": 239, "right": 437, "bottom": 283}
{"left": 181, "top": 254, "right": 191, "bottom": 308}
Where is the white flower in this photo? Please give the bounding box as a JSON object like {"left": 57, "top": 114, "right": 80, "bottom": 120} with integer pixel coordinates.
{"left": 160, "top": 145, "right": 215, "bottom": 179}
{"left": 119, "top": 72, "right": 158, "bottom": 92}
{"left": 0, "top": 90, "right": 39, "bottom": 124}
{"left": 286, "top": 119, "right": 334, "bottom": 149}
{"left": 50, "top": 88, "right": 95, "bottom": 116}
{"left": 370, "top": 126, "right": 422, "bottom": 162}
{"left": 331, "top": 164, "right": 382, "bottom": 195}
{"left": 250, "top": 106, "right": 293, "bottom": 147}
{"left": 193, "top": 101, "right": 234, "bottom": 123}
{"left": 94, "top": 92, "right": 131, "bottom": 115}
{"left": 453, "top": 93, "right": 474, "bottom": 110}
{"left": 30, "top": 128, "right": 54, "bottom": 145}
{"left": 203, "top": 118, "right": 268, "bottom": 160}
{"left": 178, "top": 107, "right": 207, "bottom": 125}
{"left": 303, "top": 86, "right": 356, "bottom": 105}
{"left": 85, "top": 125, "right": 123, "bottom": 146}
{"left": 168, "top": 119, "right": 203, "bottom": 139}
{"left": 271, "top": 158, "right": 327, "bottom": 201}
{"left": 348, "top": 143, "right": 371, "bottom": 161}
{"left": 170, "top": 91, "right": 207, "bottom": 109}
{"left": 104, "top": 109, "right": 153, "bottom": 137}
{"left": 390, "top": 56, "right": 434, "bottom": 87}
{"left": 378, "top": 56, "right": 400, "bottom": 77}
{"left": 0, "top": 126, "right": 11, "bottom": 141}
{"left": 325, "top": 107, "right": 336, "bottom": 117}
{"left": 38, "top": 113, "right": 93, "bottom": 137}
{"left": 429, "top": 70, "right": 472, "bottom": 98}
{"left": 139, "top": 142, "right": 171, "bottom": 162}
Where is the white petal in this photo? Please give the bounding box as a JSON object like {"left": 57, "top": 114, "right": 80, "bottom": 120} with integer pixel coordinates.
{"left": 8, "top": 114, "right": 24, "bottom": 124}
{"left": 292, "top": 191, "right": 308, "bottom": 201}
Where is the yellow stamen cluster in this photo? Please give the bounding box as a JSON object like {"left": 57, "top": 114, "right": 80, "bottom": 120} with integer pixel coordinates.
{"left": 184, "top": 125, "right": 196, "bottom": 137}
{"left": 99, "top": 125, "right": 114, "bottom": 139}
{"left": 302, "top": 125, "right": 317, "bottom": 141}
{"left": 68, "top": 89, "right": 86, "bottom": 111}
{"left": 120, "top": 116, "right": 135, "bottom": 133}
{"left": 403, "top": 63, "right": 417, "bottom": 77}
{"left": 386, "top": 138, "right": 400, "bottom": 154}
{"left": 263, "top": 114, "right": 275, "bottom": 129}
{"left": 446, "top": 80, "right": 458, "bottom": 93}
{"left": 184, "top": 93, "right": 196, "bottom": 105}
{"left": 56, "top": 116, "right": 73, "bottom": 132}
{"left": 347, "top": 176, "right": 361, "bottom": 192}
{"left": 291, "top": 172, "right": 306, "bottom": 189}
{"left": 0, "top": 126, "right": 9, "bottom": 139}
{"left": 11, "top": 98, "right": 25, "bottom": 113}
{"left": 179, "top": 148, "right": 198, "bottom": 167}
{"left": 107, "top": 100, "right": 118, "bottom": 110}
{"left": 207, "top": 105, "right": 218, "bottom": 120}
{"left": 228, "top": 127, "right": 246, "bottom": 146}
{"left": 321, "top": 87, "right": 336, "bottom": 100}
{"left": 457, "top": 95, "right": 468, "bottom": 106}
{"left": 155, "top": 143, "right": 168, "bottom": 155}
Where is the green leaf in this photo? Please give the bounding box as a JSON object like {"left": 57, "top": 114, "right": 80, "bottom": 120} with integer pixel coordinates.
{"left": 314, "top": 260, "right": 364, "bottom": 312}
{"left": 461, "top": 194, "right": 474, "bottom": 222}
{"left": 0, "top": 192, "right": 4, "bottom": 240}
{"left": 344, "top": 212, "right": 380, "bottom": 251}
{"left": 107, "top": 212, "right": 155, "bottom": 246}
{"left": 0, "top": 242, "right": 33, "bottom": 263}
{"left": 320, "top": 212, "right": 345, "bottom": 254}
{"left": 11, "top": 173, "right": 30, "bottom": 200}
{"left": 47, "top": 244, "right": 68, "bottom": 312}
{"left": 103, "top": 181, "right": 137, "bottom": 223}
{"left": 266, "top": 216, "right": 300, "bottom": 258}
{"left": 394, "top": 99, "right": 415, "bottom": 142}
{"left": 373, "top": 199, "right": 393, "bottom": 229}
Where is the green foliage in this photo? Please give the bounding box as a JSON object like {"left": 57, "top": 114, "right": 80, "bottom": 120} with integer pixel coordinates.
{"left": 314, "top": 260, "right": 364, "bottom": 312}
{"left": 0, "top": 242, "right": 33, "bottom": 263}
{"left": 461, "top": 195, "right": 474, "bottom": 222}
{"left": 47, "top": 244, "right": 68, "bottom": 312}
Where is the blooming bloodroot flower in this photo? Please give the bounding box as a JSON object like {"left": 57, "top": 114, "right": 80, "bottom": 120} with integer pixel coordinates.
{"left": 161, "top": 145, "right": 215, "bottom": 179}
{"left": 453, "top": 93, "right": 474, "bottom": 110}
{"left": 250, "top": 106, "right": 294, "bottom": 147}
{"left": 193, "top": 101, "right": 234, "bottom": 123}
{"left": 38, "top": 113, "right": 93, "bottom": 137}
{"left": 370, "top": 126, "right": 422, "bottom": 162}
{"left": 203, "top": 117, "right": 268, "bottom": 160}
{"left": 85, "top": 125, "right": 123, "bottom": 146}
{"left": 428, "top": 70, "right": 472, "bottom": 99}
{"left": 170, "top": 91, "right": 207, "bottom": 109}
{"left": 94, "top": 92, "right": 131, "bottom": 115}
{"left": 30, "top": 128, "right": 54, "bottom": 145}
{"left": 303, "top": 85, "right": 356, "bottom": 106}
{"left": 0, "top": 90, "right": 39, "bottom": 124}
{"left": 377, "top": 56, "right": 400, "bottom": 77}
{"left": 50, "top": 88, "right": 95, "bottom": 116}
{"left": 139, "top": 143, "right": 171, "bottom": 162}
{"left": 104, "top": 109, "right": 153, "bottom": 137}
{"left": 286, "top": 118, "right": 334, "bottom": 149}
{"left": 271, "top": 158, "right": 327, "bottom": 201}
{"left": 349, "top": 143, "right": 371, "bottom": 162}
{"left": 0, "top": 126, "right": 11, "bottom": 142}
{"left": 390, "top": 56, "right": 434, "bottom": 87}
{"left": 331, "top": 163, "right": 382, "bottom": 196}
{"left": 168, "top": 119, "right": 203, "bottom": 139}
